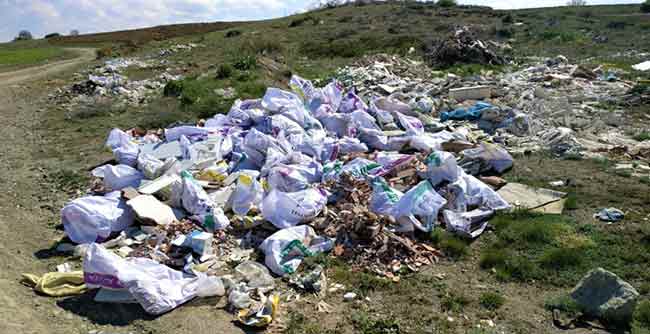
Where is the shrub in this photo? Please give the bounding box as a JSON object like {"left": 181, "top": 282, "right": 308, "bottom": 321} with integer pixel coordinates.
{"left": 634, "top": 300, "right": 650, "bottom": 330}
{"left": 496, "top": 27, "right": 514, "bottom": 38}
{"left": 540, "top": 247, "right": 584, "bottom": 269}
{"left": 441, "top": 293, "right": 470, "bottom": 312}
{"left": 607, "top": 21, "right": 628, "bottom": 30}
{"left": 479, "top": 292, "right": 505, "bottom": 311}
{"left": 502, "top": 14, "right": 514, "bottom": 24}
{"left": 163, "top": 80, "right": 184, "bottom": 97}
{"left": 225, "top": 30, "right": 241, "bottom": 38}
{"left": 641, "top": 0, "right": 650, "bottom": 13}
{"left": 438, "top": 0, "right": 457, "bottom": 7}
{"left": 215, "top": 64, "right": 233, "bottom": 79}
{"left": 95, "top": 47, "right": 112, "bottom": 59}
{"left": 479, "top": 249, "right": 508, "bottom": 269}
{"left": 233, "top": 55, "right": 256, "bottom": 71}
{"left": 44, "top": 33, "right": 61, "bottom": 39}
{"left": 544, "top": 295, "right": 582, "bottom": 316}
{"left": 69, "top": 30, "right": 79, "bottom": 36}
{"left": 440, "top": 236, "right": 468, "bottom": 259}
{"left": 634, "top": 132, "right": 650, "bottom": 142}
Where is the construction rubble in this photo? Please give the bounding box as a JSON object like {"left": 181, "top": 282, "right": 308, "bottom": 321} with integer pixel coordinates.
{"left": 24, "top": 51, "right": 650, "bottom": 326}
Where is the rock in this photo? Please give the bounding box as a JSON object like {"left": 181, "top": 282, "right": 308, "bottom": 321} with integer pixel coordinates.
{"left": 570, "top": 268, "right": 639, "bottom": 324}
{"left": 343, "top": 292, "right": 357, "bottom": 302}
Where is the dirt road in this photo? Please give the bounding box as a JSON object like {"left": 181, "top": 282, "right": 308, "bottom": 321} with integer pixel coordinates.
{"left": 0, "top": 48, "right": 96, "bottom": 87}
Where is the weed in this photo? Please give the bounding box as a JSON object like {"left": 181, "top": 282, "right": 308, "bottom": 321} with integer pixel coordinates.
{"left": 351, "top": 311, "right": 400, "bottom": 334}
{"left": 479, "top": 292, "right": 505, "bottom": 311}
{"left": 215, "top": 64, "right": 233, "bottom": 79}
{"left": 495, "top": 256, "right": 540, "bottom": 282}
{"left": 634, "top": 300, "right": 650, "bottom": 331}
{"left": 565, "top": 193, "right": 578, "bottom": 210}
{"left": 540, "top": 247, "right": 584, "bottom": 269}
{"left": 479, "top": 249, "right": 508, "bottom": 269}
{"left": 163, "top": 80, "right": 184, "bottom": 97}
{"left": 329, "top": 265, "right": 390, "bottom": 296}
{"left": 232, "top": 55, "right": 256, "bottom": 71}
{"left": 440, "top": 235, "right": 469, "bottom": 259}
{"left": 544, "top": 294, "right": 582, "bottom": 316}
{"left": 441, "top": 292, "right": 470, "bottom": 313}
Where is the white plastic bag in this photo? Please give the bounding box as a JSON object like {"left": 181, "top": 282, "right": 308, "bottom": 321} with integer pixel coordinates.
{"left": 460, "top": 143, "right": 513, "bottom": 174}
{"left": 443, "top": 208, "right": 494, "bottom": 238}
{"left": 164, "top": 126, "right": 210, "bottom": 142}
{"left": 180, "top": 171, "right": 230, "bottom": 231}
{"left": 396, "top": 112, "right": 424, "bottom": 136}
{"left": 231, "top": 172, "right": 264, "bottom": 216}
{"left": 137, "top": 153, "right": 165, "bottom": 179}
{"left": 267, "top": 165, "right": 311, "bottom": 193}
{"left": 394, "top": 181, "right": 447, "bottom": 232}
{"left": 425, "top": 151, "right": 462, "bottom": 186}
{"left": 106, "top": 129, "right": 139, "bottom": 167}
{"left": 261, "top": 188, "right": 328, "bottom": 229}
{"left": 259, "top": 225, "right": 333, "bottom": 276}
{"left": 62, "top": 191, "right": 134, "bottom": 244}
{"left": 369, "top": 177, "right": 403, "bottom": 216}
{"left": 83, "top": 243, "right": 202, "bottom": 315}
{"left": 448, "top": 173, "right": 511, "bottom": 211}
{"left": 103, "top": 164, "right": 144, "bottom": 191}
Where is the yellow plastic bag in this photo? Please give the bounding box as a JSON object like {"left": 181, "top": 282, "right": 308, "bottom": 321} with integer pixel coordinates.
{"left": 22, "top": 271, "right": 86, "bottom": 297}
{"left": 237, "top": 294, "right": 280, "bottom": 327}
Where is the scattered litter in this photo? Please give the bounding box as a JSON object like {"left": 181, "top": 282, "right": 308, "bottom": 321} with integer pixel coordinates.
{"left": 21, "top": 271, "right": 86, "bottom": 297}
{"left": 343, "top": 292, "right": 357, "bottom": 302}
{"left": 594, "top": 208, "right": 625, "bottom": 223}
{"left": 632, "top": 61, "right": 650, "bottom": 71}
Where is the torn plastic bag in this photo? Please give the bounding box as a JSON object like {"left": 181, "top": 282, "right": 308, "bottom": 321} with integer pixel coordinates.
{"left": 322, "top": 158, "right": 382, "bottom": 182}
{"left": 459, "top": 143, "right": 513, "bottom": 174}
{"left": 440, "top": 102, "right": 493, "bottom": 122}
{"left": 320, "top": 137, "right": 368, "bottom": 162}
{"left": 261, "top": 188, "right": 328, "bottom": 229}
{"left": 443, "top": 209, "right": 494, "bottom": 238}
{"left": 204, "top": 114, "right": 230, "bottom": 129}
{"left": 362, "top": 133, "right": 410, "bottom": 151}
{"left": 259, "top": 225, "right": 333, "bottom": 276}
{"left": 113, "top": 140, "right": 139, "bottom": 167}
{"left": 231, "top": 172, "right": 264, "bottom": 216}
{"left": 396, "top": 112, "right": 424, "bottom": 136}
{"left": 319, "top": 113, "right": 350, "bottom": 138}
{"left": 369, "top": 177, "right": 404, "bottom": 216}
{"left": 83, "top": 243, "right": 204, "bottom": 315}
{"left": 258, "top": 115, "right": 307, "bottom": 137}
{"left": 425, "top": 151, "right": 462, "bottom": 186}
{"left": 372, "top": 97, "right": 415, "bottom": 116}
{"left": 164, "top": 126, "right": 210, "bottom": 142}
{"left": 180, "top": 135, "right": 192, "bottom": 160}
{"left": 105, "top": 128, "right": 132, "bottom": 151}
{"left": 339, "top": 90, "right": 369, "bottom": 114}
{"left": 393, "top": 181, "right": 447, "bottom": 232}
{"left": 227, "top": 99, "right": 264, "bottom": 128}
{"left": 447, "top": 173, "right": 510, "bottom": 211}
{"left": 374, "top": 152, "right": 414, "bottom": 177}
{"left": 103, "top": 164, "right": 144, "bottom": 191}
{"left": 261, "top": 88, "right": 318, "bottom": 130}
{"left": 137, "top": 154, "right": 166, "bottom": 180}
{"left": 289, "top": 75, "right": 317, "bottom": 104}
{"left": 180, "top": 171, "right": 230, "bottom": 231}
{"left": 267, "top": 165, "right": 313, "bottom": 193}
{"left": 347, "top": 110, "right": 382, "bottom": 138}
{"left": 62, "top": 191, "right": 134, "bottom": 244}
{"left": 311, "top": 81, "right": 344, "bottom": 116}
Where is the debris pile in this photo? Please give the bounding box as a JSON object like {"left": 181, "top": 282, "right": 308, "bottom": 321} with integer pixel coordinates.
{"left": 424, "top": 27, "right": 508, "bottom": 68}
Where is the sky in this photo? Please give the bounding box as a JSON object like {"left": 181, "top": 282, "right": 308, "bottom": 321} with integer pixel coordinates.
{"left": 0, "top": 0, "right": 643, "bottom": 42}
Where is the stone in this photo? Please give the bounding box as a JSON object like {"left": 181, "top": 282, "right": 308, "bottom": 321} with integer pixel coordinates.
{"left": 343, "top": 292, "right": 357, "bottom": 302}
{"left": 127, "top": 194, "right": 176, "bottom": 225}
{"left": 570, "top": 268, "right": 639, "bottom": 324}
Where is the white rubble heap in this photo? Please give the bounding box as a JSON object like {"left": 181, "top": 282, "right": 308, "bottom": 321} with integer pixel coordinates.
{"left": 53, "top": 53, "right": 649, "bottom": 320}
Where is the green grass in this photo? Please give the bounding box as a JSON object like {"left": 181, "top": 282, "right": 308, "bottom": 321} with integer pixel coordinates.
{"left": 479, "top": 292, "right": 505, "bottom": 311}
{"left": 634, "top": 300, "right": 650, "bottom": 333}
{"left": 480, "top": 211, "right": 650, "bottom": 286}
{"left": 634, "top": 132, "right": 650, "bottom": 142}
{"left": 0, "top": 45, "right": 72, "bottom": 69}
{"left": 441, "top": 292, "right": 471, "bottom": 313}
{"left": 544, "top": 294, "right": 583, "bottom": 317}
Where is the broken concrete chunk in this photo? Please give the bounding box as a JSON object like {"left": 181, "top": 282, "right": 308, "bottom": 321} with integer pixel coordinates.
{"left": 571, "top": 268, "right": 639, "bottom": 324}
{"left": 127, "top": 195, "right": 176, "bottom": 225}
{"left": 449, "top": 86, "right": 491, "bottom": 102}
{"left": 497, "top": 183, "right": 566, "bottom": 214}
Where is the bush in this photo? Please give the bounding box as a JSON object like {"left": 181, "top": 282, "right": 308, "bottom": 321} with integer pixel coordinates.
{"left": 215, "top": 64, "right": 233, "bottom": 79}
{"left": 634, "top": 300, "right": 650, "bottom": 330}
{"left": 163, "top": 80, "right": 184, "bottom": 97}
{"left": 69, "top": 30, "right": 79, "bottom": 36}
{"left": 479, "top": 249, "right": 508, "bottom": 269}
{"left": 540, "top": 247, "right": 584, "bottom": 269}
{"left": 440, "top": 236, "right": 468, "bottom": 259}
{"left": 233, "top": 55, "right": 256, "bottom": 71}
{"left": 544, "top": 295, "right": 582, "bottom": 316}
{"left": 44, "top": 33, "right": 61, "bottom": 39}
{"left": 95, "top": 47, "right": 112, "bottom": 59}
{"left": 437, "top": 0, "right": 457, "bottom": 7}
{"left": 479, "top": 292, "right": 505, "bottom": 310}
{"left": 441, "top": 293, "right": 470, "bottom": 312}
{"left": 502, "top": 14, "right": 514, "bottom": 24}
{"left": 225, "top": 30, "right": 241, "bottom": 38}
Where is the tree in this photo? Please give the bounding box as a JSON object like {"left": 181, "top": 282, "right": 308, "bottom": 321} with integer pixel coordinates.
{"left": 567, "top": 0, "right": 587, "bottom": 6}
{"left": 438, "top": 0, "right": 457, "bottom": 7}
{"left": 69, "top": 30, "right": 80, "bottom": 36}
{"left": 641, "top": 0, "right": 650, "bottom": 13}
{"left": 14, "top": 30, "right": 33, "bottom": 41}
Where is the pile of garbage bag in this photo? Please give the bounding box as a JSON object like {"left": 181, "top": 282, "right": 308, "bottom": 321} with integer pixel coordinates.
{"left": 50, "top": 74, "right": 518, "bottom": 321}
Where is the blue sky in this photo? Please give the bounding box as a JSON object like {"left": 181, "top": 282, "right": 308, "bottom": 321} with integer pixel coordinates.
{"left": 0, "top": 0, "right": 643, "bottom": 42}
